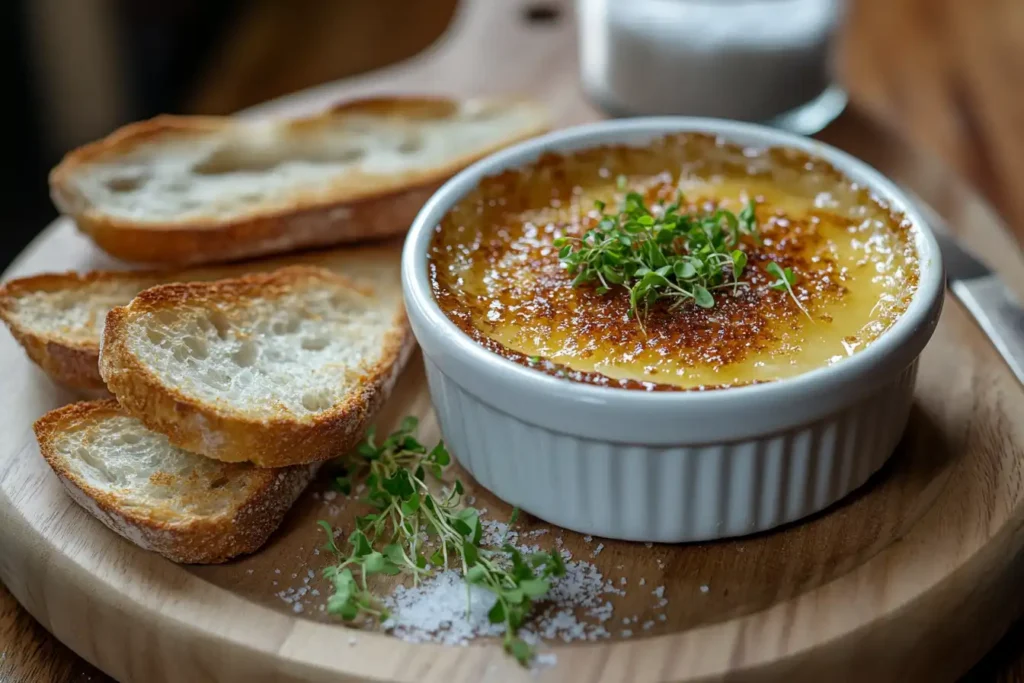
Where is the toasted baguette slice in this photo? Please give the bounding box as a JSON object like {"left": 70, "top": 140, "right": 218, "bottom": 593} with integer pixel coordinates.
{"left": 34, "top": 399, "right": 318, "bottom": 564}
{"left": 0, "top": 243, "right": 402, "bottom": 394}
{"left": 100, "top": 266, "right": 413, "bottom": 467}
{"left": 49, "top": 96, "right": 549, "bottom": 265}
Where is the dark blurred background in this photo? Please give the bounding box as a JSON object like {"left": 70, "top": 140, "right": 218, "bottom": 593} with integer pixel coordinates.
{"left": 0, "top": 0, "right": 458, "bottom": 269}
{"left": 4, "top": 0, "right": 1023, "bottom": 272}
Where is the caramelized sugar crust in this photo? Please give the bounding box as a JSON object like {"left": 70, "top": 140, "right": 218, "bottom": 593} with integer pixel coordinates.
{"left": 429, "top": 134, "right": 919, "bottom": 391}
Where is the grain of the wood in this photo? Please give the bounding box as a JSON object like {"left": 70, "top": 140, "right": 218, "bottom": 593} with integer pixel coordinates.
{"left": 839, "top": 0, "right": 1024, "bottom": 244}
{"left": 186, "top": 0, "right": 460, "bottom": 115}
{"left": 5, "top": 0, "right": 1024, "bottom": 681}
{"left": 0, "top": 582, "right": 109, "bottom": 683}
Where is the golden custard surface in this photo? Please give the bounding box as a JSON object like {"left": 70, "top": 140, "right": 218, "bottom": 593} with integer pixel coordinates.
{"left": 429, "top": 134, "right": 919, "bottom": 391}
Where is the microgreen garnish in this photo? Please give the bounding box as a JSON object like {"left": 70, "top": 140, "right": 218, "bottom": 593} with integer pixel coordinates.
{"left": 553, "top": 191, "right": 760, "bottom": 321}
{"left": 766, "top": 261, "right": 810, "bottom": 319}
{"left": 318, "top": 417, "right": 565, "bottom": 666}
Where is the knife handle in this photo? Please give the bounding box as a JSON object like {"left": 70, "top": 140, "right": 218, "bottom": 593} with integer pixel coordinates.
{"left": 951, "top": 275, "right": 1024, "bottom": 386}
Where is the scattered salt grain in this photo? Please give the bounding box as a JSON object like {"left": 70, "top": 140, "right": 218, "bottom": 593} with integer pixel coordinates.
{"left": 621, "top": 629, "right": 633, "bottom": 637}
{"left": 308, "top": 569, "right": 315, "bottom": 579}
{"left": 700, "top": 584, "right": 710, "bottom": 593}
{"left": 619, "top": 577, "right": 626, "bottom": 585}
{"left": 590, "top": 601, "right": 614, "bottom": 623}
{"left": 529, "top": 529, "right": 550, "bottom": 537}
{"left": 639, "top": 578, "right": 646, "bottom": 586}
{"left": 591, "top": 543, "right": 604, "bottom": 558}
{"left": 323, "top": 491, "right": 338, "bottom": 502}
{"left": 658, "top": 614, "right": 667, "bottom": 622}
{"left": 292, "top": 603, "right": 304, "bottom": 614}
{"left": 291, "top": 573, "right": 297, "bottom": 579}
{"left": 275, "top": 569, "right": 281, "bottom": 575}
{"left": 652, "top": 586, "right": 665, "bottom": 598}
{"left": 311, "top": 589, "right": 320, "bottom": 597}
{"left": 246, "top": 569, "right": 253, "bottom": 574}
{"left": 644, "top": 542, "right": 653, "bottom": 548}
{"left": 314, "top": 548, "right": 320, "bottom": 556}
{"left": 642, "top": 620, "right": 655, "bottom": 631}
{"left": 534, "top": 652, "right": 558, "bottom": 669}
{"left": 583, "top": 535, "right": 593, "bottom": 543}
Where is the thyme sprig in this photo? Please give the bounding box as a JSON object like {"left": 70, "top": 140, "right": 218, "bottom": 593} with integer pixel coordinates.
{"left": 318, "top": 417, "right": 565, "bottom": 665}
{"left": 553, "top": 188, "right": 803, "bottom": 320}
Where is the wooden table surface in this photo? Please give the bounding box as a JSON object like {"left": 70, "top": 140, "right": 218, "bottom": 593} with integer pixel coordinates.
{"left": 3, "top": 0, "right": 1024, "bottom": 680}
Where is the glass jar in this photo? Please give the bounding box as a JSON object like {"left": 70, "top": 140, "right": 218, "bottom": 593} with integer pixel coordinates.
{"left": 577, "top": 0, "right": 847, "bottom": 134}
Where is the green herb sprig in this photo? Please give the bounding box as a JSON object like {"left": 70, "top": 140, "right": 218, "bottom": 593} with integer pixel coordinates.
{"left": 553, "top": 188, "right": 803, "bottom": 320}
{"left": 766, "top": 261, "right": 811, "bottom": 319}
{"left": 318, "top": 417, "right": 565, "bottom": 665}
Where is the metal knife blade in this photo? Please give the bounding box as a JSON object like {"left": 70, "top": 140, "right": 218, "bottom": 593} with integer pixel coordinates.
{"left": 915, "top": 198, "right": 1024, "bottom": 385}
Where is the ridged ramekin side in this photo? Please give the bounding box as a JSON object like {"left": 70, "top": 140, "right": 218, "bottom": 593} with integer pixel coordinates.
{"left": 424, "top": 359, "right": 918, "bottom": 542}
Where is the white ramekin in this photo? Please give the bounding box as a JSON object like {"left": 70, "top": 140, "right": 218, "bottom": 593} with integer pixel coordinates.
{"left": 401, "top": 118, "right": 945, "bottom": 543}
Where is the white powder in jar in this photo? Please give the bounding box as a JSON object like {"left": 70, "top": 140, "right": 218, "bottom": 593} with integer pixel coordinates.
{"left": 578, "top": 0, "right": 844, "bottom": 121}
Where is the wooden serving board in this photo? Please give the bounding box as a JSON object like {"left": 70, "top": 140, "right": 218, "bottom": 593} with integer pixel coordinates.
{"left": 4, "top": 1, "right": 1024, "bottom": 681}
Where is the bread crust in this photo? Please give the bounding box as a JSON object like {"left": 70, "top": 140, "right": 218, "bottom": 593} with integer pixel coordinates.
{"left": 0, "top": 242, "right": 403, "bottom": 394}
{"left": 0, "top": 271, "right": 161, "bottom": 394}
{"left": 99, "top": 266, "right": 415, "bottom": 468}
{"left": 49, "top": 96, "right": 549, "bottom": 266}
{"left": 72, "top": 181, "right": 441, "bottom": 266}
{"left": 33, "top": 399, "right": 318, "bottom": 564}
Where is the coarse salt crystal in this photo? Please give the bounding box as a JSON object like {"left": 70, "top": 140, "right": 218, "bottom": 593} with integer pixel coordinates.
{"left": 700, "top": 584, "right": 710, "bottom": 593}
{"left": 639, "top": 578, "right": 646, "bottom": 586}
{"left": 534, "top": 652, "right": 558, "bottom": 669}
{"left": 653, "top": 586, "right": 665, "bottom": 598}
{"left": 583, "top": 535, "right": 593, "bottom": 543}
{"left": 591, "top": 543, "right": 604, "bottom": 558}
{"left": 642, "top": 620, "right": 654, "bottom": 631}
